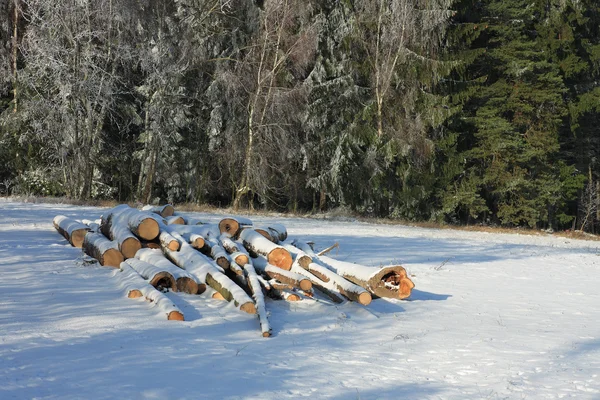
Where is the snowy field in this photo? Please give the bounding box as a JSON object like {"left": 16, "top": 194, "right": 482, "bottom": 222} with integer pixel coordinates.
{"left": 1, "top": 200, "right": 599, "bottom": 399}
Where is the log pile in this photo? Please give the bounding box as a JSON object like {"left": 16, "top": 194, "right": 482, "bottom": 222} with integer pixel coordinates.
{"left": 53, "top": 204, "right": 414, "bottom": 336}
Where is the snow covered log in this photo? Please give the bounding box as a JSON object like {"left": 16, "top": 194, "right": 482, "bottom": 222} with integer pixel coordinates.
{"left": 207, "top": 239, "right": 231, "bottom": 270}
{"left": 159, "top": 231, "right": 180, "bottom": 251}
{"left": 268, "top": 287, "right": 301, "bottom": 301}
{"left": 219, "top": 236, "right": 250, "bottom": 267}
{"left": 142, "top": 204, "right": 175, "bottom": 218}
{"left": 124, "top": 258, "right": 177, "bottom": 292}
{"left": 288, "top": 265, "right": 345, "bottom": 303}
{"left": 240, "top": 229, "right": 292, "bottom": 270}
{"left": 253, "top": 256, "right": 312, "bottom": 291}
{"left": 243, "top": 263, "right": 271, "bottom": 337}
{"left": 118, "top": 262, "right": 184, "bottom": 321}
{"left": 218, "top": 216, "right": 253, "bottom": 238}
{"left": 135, "top": 248, "right": 202, "bottom": 294}
{"left": 53, "top": 215, "right": 90, "bottom": 248}
{"left": 163, "top": 237, "right": 256, "bottom": 314}
{"left": 165, "top": 215, "right": 185, "bottom": 225}
{"left": 83, "top": 232, "right": 124, "bottom": 268}
{"left": 99, "top": 213, "right": 141, "bottom": 259}
{"left": 81, "top": 219, "right": 100, "bottom": 233}
{"left": 317, "top": 255, "right": 414, "bottom": 300}
{"left": 254, "top": 224, "right": 287, "bottom": 243}
{"left": 166, "top": 223, "right": 221, "bottom": 241}
{"left": 102, "top": 205, "right": 161, "bottom": 241}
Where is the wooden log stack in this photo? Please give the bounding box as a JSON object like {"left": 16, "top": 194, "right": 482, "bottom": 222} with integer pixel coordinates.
{"left": 53, "top": 203, "right": 415, "bottom": 336}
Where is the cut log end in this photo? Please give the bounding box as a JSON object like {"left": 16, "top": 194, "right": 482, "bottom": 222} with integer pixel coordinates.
{"left": 190, "top": 237, "right": 205, "bottom": 249}
{"left": 127, "top": 289, "right": 143, "bottom": 298}
{"left": 174, "top": 277, "right": 199, "bottom": 295}
{"left": 196, "top": 283, "right": 207, "bottom": 295}
{"left": 166, "top": 240, "right": 180, "bottom": 251}
{"left": 167, "top": 311, "right": 185, "bottom": 321}
{"left": 137, "top": 218, "right": 160, "bottom": 241}
{"left": 358, "top": 291, "right": 372, "bottom": 306}
{"left": 70, "top": 229, "right": 88, "bottom": 248}
{"left": 240, "top": 302, "right": 257, "bottom": 314}
{"left": 121, "top": 237, "right": 142, "bottom": 259}
{"left": 299, "top": 279, "right": 312, "bottom": 292}
{"left": 103, "top": 249, "right": 125, "bottom": 268}
{"left": 234, "top": 254, "right": 249, "bottom": 267}
{"left": 212, "top": 292, "right": 225, "bottom": 300}
{"left": 285, "top": 293, "right": 301, "bottom": 302}
{"left": 262, "top": 331, "right": 271, "bottom": 338}
{"left": 267, "top": 248, "right": 292, "bottom": 271}
{"left": 149, "top": 272, "right": 177, "bottom": 292}
{"left": 218, "top": 218, "right": 239, "bottom": 236}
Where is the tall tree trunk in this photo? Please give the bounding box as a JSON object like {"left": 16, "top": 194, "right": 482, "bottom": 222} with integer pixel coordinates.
{"left": 12, "top": 0, "right": 18, "bottom": 113}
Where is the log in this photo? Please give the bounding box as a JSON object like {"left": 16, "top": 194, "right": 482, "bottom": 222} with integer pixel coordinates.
{"left": 229, "top": 251, "right": 250, "bottom": 268}
{"left": 135, "top": 248, "right": 202, "bottom": 294}
{"left": 243, "top": 263, "right": 271, "bottom": 337}
{"left": 187, "top": 234, "right": 206, "bottom": 250}
{"left": 125, "top": 258, "right": 177, "bottom": 292}
{"left": 218, "top": 216, "right": 253, "bottom": 238}
{"left": 285, "top": 244, "right": 371, "bottom": 305}
{"left": 53, "top": 215, "right": 90, "bottom": 248}
{"left": 142, "top": 204, "right": 175, "bottom": 217}
{"left": 99, "top": 212, "right": 142, "bottom": 259}
{"left": 163, "top": 236, "right": 256, "bottom": 314}
{"left": 240, "top": 229, "right": 292, "bottom": 270}
{"left": 254, "top": 224, "right": 288, "bottom": 243}
{"left": 317, "top": 255, "right": 414, "bottom": 300}
{"left": 159, "top": 231, "right": 180, "bottom": 251}
{"left": 165, "top": 215, "right": 185, "bottom": 225}
{"left": 288, "top": 265, "right": 344, "bottom": 303}
{"left": 268, "top": 287, "right": 301, "bottom": 301}
{"left": 82, "top": 232, "right": 124, "bottom": 268}
{"left": 81, "top": 219, "right": 100, "bottom": 233}
{"left": 118, "top": 262, "right": 184, "bottom": 321}
{"left": 102, "top": 205, "right": 161, "bottom": 241}
{"left": 167, "top": 223, "right": 221, "bottom": 241}
{"left": 253, "top": 256, "right": 312, "bottom": 291}
{"left": 207, "top": 239, "right": 231, "bottom": 270}
{"left": 219, "top": 236, "right": 250, "bottom": 267}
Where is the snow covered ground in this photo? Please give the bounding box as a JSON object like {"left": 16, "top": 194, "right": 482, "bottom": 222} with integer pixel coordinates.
{"left": 1, "top": 200, "right": 599, "bottom": 399}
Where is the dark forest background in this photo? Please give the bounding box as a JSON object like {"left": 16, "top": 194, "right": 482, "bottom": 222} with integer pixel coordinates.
{"left": 1, "top": 0, "right": 599, "bottom": 231}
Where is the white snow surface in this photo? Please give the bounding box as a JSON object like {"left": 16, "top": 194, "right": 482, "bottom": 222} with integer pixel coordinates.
{"left": 1, "top": 200, "right": 600, "bottom": 399}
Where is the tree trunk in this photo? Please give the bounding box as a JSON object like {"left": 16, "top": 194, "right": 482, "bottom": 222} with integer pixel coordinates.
{"left": 53, "top": 215, "right": 90, "bottom": 248}
{"left": 11, "top": 0, "right": 18, "bottom": 113}
{"left": 243, "top": 263, "right": 271, "bottom": 337}
{"left": 118, "top": 262, "right": 184, "bottom": 321}
{"left": 240, "top": 229, "right": 292, "bottom": 270}
{"left": 218, "top": 216, "right": 253, "bottom": 238}
{"left": 135, "top": 248, "right": 202, "bottom": 294}
{"left": 163, "top": 237, "right": 256, "bottom": 314}
{"left": 99, "top": 213, "right": 142, "bottom": 259}
{"left": 82, "top": 232, "right": 124, "bottom": 267}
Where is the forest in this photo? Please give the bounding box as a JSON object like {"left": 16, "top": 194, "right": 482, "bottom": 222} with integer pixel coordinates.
{"left": 0, "top": 0, "right": 599, "bottom": 232}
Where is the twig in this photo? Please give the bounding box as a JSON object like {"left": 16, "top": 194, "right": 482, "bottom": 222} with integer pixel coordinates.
{"left": 317, "top": 242, "right": 339, "bottom": 256}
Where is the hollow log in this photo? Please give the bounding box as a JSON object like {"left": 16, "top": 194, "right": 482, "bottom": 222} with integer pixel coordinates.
{"left": 218, "top": 216, "right": 253, "bottom": 238}
{"left": 135, "top": 248, "right": 202, "bottom": 294}
{"left": 142, "top": 204, "right": 175, "bottom": 217}
{"left": 82, "top": 232, "right": 124, "bottom": 268}
{"left": 118, "top": 262, "right": 184, "bottom": 321}
{"left": 163, "top": 236, "right": 255, "bottom": 314}
{"left": 317, "top": 255, "right": 414, "bottom": 300}
{"left": 99, "top": 212, "right": 141, "bottom": 259}
{"left": 53, "top": 215, "right": 90, "bottom": 248}
{"left": 243, "top": 263, "right": 271, "bottom": 337}
{"left": 253, "top": 256, "right": 312, "bottom": 291}
{"left": 102, "top": 205, "right": 161, "bottom": 241}
{"left": 125, "top": 258, "right": 177, "bottom": 292}
{"left": 240, "top": 229, "right": 292, "bottom": 270}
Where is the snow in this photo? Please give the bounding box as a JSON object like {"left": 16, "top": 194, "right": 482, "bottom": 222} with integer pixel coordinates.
{"left": 1, "top": 200, "right": 600, "bottom": 399}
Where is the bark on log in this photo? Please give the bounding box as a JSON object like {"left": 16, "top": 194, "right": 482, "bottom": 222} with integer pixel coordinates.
{"left": 53, "top": 215, "right": 90, "bottom": 248}
{"left": 125, "top": 258, "right": 177, "bottom": 292}
{"left": 253, "top": 256, "right": 312, "bottom": 291}
{"left": 317, "top": 255, "right": 414, "bottom": 300}
{"left": 243, "top": 263, "right": 271, "bottom": 337}
{"left": 288, "top": 265, "right": 345, "bottom": 304}
{"left": 118, "top": 262, "right": 184, "bottom": 321}
{"left": 218, "top": 216, "right": 253, "bottom": 238}
{"left": 142, "top": 204, "right": 175, "bottom": 217}
{"left": 207, "top": 239, "right": 231, "bottom": 270}
{"left": 99, "top": 212, "right": 142, "bottom": 259}
{"left": 82, "top": 232, "right": 124, "bottom": 268}
{"left": 102, "top": 205, "right": 161, "bottom": 241}
{"left": 135, "top": 248, "right": 202, "bottom": 294}
{"left": 240, "top": 229, "right": 292, "bottom": 270}
{"left": 163, "top": 236, "right": 256, "bottom": 314}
